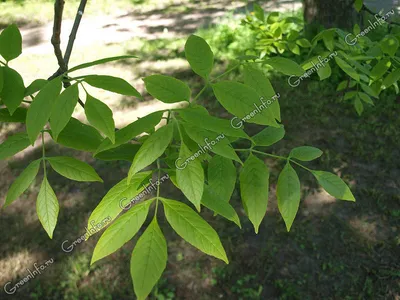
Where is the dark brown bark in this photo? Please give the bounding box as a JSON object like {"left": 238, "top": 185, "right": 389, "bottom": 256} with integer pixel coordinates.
{"left": 303, "top": 0, "right": 356, "bottom": 30}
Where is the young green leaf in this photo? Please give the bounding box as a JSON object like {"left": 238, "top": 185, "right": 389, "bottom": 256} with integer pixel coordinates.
{"left": 334, "top": 57, "right": 360, "bottom": 82}
{"left": 212, "top": 81, "right": 280, "bottom": 127}
{"left": 354, "top": 0, "right": 363, "bottom": 12}
{"left": 354, "top": 96, "right": 364, "bottom": 115}
{"left": 243, "top": 65, "right": 281, "bottom": 121}
{"left": 382, "top": 69, "right": 400, "bottom": 89}
{"left": 161, "top": 198, "right": 228, "bottom": 263}
{"left": 357, "top": 92, "right": 374, "bottom": 105}
{"left": 312, "top": 171, "right": 355, "bottom": 201}
{"left": 0, "top": 107, "right": 27, "bottom": 123}
{"left": 201, "top": 185, "right": 241, "bottom": 228}
{"left": 68, "top": 55, "right": 137, "bottom": 73}
{"left": 24, "top": 79, "right": 47, "bottom": 96}
{"left": 253, "top": 4, "right": 264, "bottom": 21}
{"left": 26, "top": 78, "right": 62, "bottom": 144}
{"left": 380, "top": 36, "right": 399, "bottom": 57}
{"left": 252, "top": 125, "right": 285, "bottom": 146}
{"left": 0, "top": 67, "right": 25, "bottom": 115}
{"left": 176, "top": 142, "right": 204, "bottom": 211}
{"left": 317, "top": 62, "right": 331, "bottom": 80}
{"left": 47, "top": 156, "right": 103, "bottom": 182}
{"left": 276, "top": 162, "right": 301, "bottom": 231}
{"left": 56, "top": 118, "right": 103, "bottom": 152}
{"left": 91, "top": 200, "right": 153, "bottom": 265}
{"left": 208, "top": 155, "right": 236, "bottom": 202}
{"left": 50, "top": 83, "right": 79, "bottom": 141}
{"left": 182, "top": 122, "right": 241, "bottom": 163}
{"left": 143, "top": 75, "right": 191, "bottom": 103}
{"left": 83, "top": 75, "right": 141, "bottom": 98}
{"left": 95, "top": 111, "right": 163, "bottom": 154}
{"left": 290, "top": 146, "right": 323, "bottom": 161}
{"left": 130, "top": 218, "right": 167, "bottom": 300}
{"left": 0, "top": 132, "right": 31, "bottom": 160}
{"left": 128, "top": 122, "right": 174, "bottom": 181}
{"left": 264, "top": 57, "right": 304, "bottom": 76}
{"left": 185, "top": 35, "right": 214, "bottom": 78}
{"left": 0, "top": 24, "right": 22, "bottom": 62}
{"left": 4, "top": 159, "right": 40, "bottom": 209}
{"left": 296, "top": 38, "right": 312, "bottom": 48}
{"left": 370, "top": 58, "right": 391, "bottom": 81}
{"left": 240, "top": 154, "right": 269, "bottom": 233}
{"left": 86, "top": 172, "right": 152, "bottom": 238}
{"left": 36, "top": 177, "right": 59, "bottom": 239}
{"left": 85, "top": 93, "right": 115, "bottom": 144}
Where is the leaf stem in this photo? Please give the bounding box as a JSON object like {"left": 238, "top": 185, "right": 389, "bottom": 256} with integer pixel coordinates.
{"left": 192, "top": 83, "right": 208, "bottom": 103}
{"left": 154, "top": 159, "right": 161, "bottom": 216}
{"left": 0, "top": 59, "right": 6, "bottom": 66}
{"left": 289, "top": 159, "right": 313, "bottom": 172}
{"left": 210, "top": 63, "right": 241, "bottom": 83}
{"left": 41, "top": 132, "right": 47, "bottom": 178}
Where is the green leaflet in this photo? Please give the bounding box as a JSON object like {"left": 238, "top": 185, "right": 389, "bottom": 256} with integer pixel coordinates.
{"left": 95, "top": 111, "right": 163, "bottom": 155}
{"left": 179, "top": 107, "right": 249, "bottom": 139}
{"left": 26, "top": 77, "right": 62, "bottom": 144}
{"left": 317, "top": 62, "right": 331, "bottom": 80}
{"left": 312, "top": 171, "right": 355, "bottom": 201}
{"left": 334, "top": 56, "right": 360, "bottom": 82}
{"left": 0, "top": 132, "right": 31, "bottom": 160}
{"left": 264, "top": 57, "right": 304, "bottom": 76}
{"left": 276, "top": 162, "right": 301, "bottom": 231}
{"left": 47, "top": 156, "right": 103, "bottom": 182}
{"left": 86, "top": 171, "right": 152, "bottom": 239}
{"left": 91, "top": 199, "right": 153, "bottom": 265}
{"left": 4, "top": 159, "right": 40, "bottom": 209}
{"left": 253, "top": 4, "right": 264, "bottom": 21}
{"left": 56, "top": 118, "right": 103, "bottom": 152}
{"left": 0, "top": 67, "right": 3, "bottom": 93}
{"left": 0, "top": 67, "right": 25, "bottom": 115}
{"left": 243, "top": 65, "right": 281, "bottom": 122}
{"left": 201, "top": 185, "right": 241, "bottom": 228}
{"left": 252, "top": 125, "right": 285, "bottom": 146}
{"left": 85, "top": 93, "right": 115, "bottom": 144}
{"left": 354, "top": 95, "right": 364, "bottom": 115}
{"left": 50, "top": 83, "right": 79, "bottom": 141}
{"left": 83, "top": 75, "right": 141, "bottom": 98}
{"left": 143, "top": 75, "right": 191, "bottom": 103}
{"left": 208, "top": 155, "right": 236, "bottom": 202}
{"left": 24, "top": 79, "right": 47, "bottom": 96}
{"left": 239, "top": 154, "right": 269, "bottom": 233}
{"left": 130, "top": 218, "right": 167, "bottom": 300}
{"left": 370, "top": 58, "right": 391, "bottom": 81}
{"left": 161, "top": 198, "right": 228, "bottom": 263}
{"left": 212, "top": 81, "right": 280, "bottom": 127}
{"left": 176, "top": 142, "right": 204, "bottom": 211}
{"left": 182, "top": 122, "right": 241, "bottom": 163}
{"left": 0, "top": 24, "right": 22, "bottom": 62}
{"left": 128, "top": 122, "right": 174, "bottom": 181}
{"left": 0, "top": 107, "right": 27, "bottom": 123}
{"left": 289, "top": 146, "right": 323, "bottom": 161}
{"left": 185, "top": 35, "right": 214, "bottom": 78}
{"left": 68, "top": 55, "right": 138, "bottom": 72}
{"left": 380, "top": 36, "right": 399, "bottom": 57}
{"left": 358, "top": 92, "right": 374, "bottom": 105}
{"left": 94, "top": 144, "right": 141, "bottom": 162}
{"left": 36, "top": 177, "right": 59, "bottom": 239}
{"left": 382, "top": 68, "right": 400, "bottom": 89}
{"left": 354, "top": 0, "right": 363, "bottom": 12}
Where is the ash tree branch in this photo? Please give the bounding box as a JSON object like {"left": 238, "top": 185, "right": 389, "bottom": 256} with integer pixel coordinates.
{"left": 361, "top": 5, "right": 400, "bottom": 28}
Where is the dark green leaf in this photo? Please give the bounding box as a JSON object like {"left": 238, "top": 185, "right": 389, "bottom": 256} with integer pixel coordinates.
{"left": 252, "top": 125, "right": 285, "bottom": 146}
{"left": 0, "top": 67, "right": 25, "bottom": 115}
{"left": 0, "top": 107, "right": 27, "bottom": 123}
{"left": 290, "top": 146, "right": 323, "bottom": 161}
{"left": 208, "top": 155, "right": 236, "bottom": 202}
{"left": 0, "top": 24, "right": 22, "bottom": 61}
{"left": 0, "top": 132, "right": 31, "bottom": 160}
{"left": 95, "top": 144, "right": 140, "bottom": 161}
{"left": 25, "top": 79, "right": 47, "bottom": 96}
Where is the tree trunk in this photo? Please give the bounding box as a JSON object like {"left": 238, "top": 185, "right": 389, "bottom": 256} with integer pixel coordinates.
{"left": 303, "top": 0, "right": 356, "bottom": 31}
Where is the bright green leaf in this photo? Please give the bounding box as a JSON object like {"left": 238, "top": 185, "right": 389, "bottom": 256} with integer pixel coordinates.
{"left": 143, "top": 75, "right": 191, "bottom": 103}
{"left": 47, "top": 156, "right": 103, "bottom": 182}
{"left": 36, "top": 177, "right": 59, "bottom": 239}
{"left": 264, "top": 57, "right": 304, "bottom": 76}
{"left": 24, "top": 79, "right": 47, "bottom": 96}
{"left": 312, "top": 171, "right": 355, "bottom": 201}
{"left": 83, "top": 75, "right": 141, "bottom": 98}
{"left": 334, "top": 57, "right": 360, "bottom": 82}
{"left": 290, "top": 146, "right": 323, "bottom": 161}
{"left": 370, "top": 58, "right": 391, "bottom": 81}
{"left": 185, "top": 35, "right": 214, "bottom": 78}
{"left": 208, "top": 155, "right": 236, "bottom": 202}
{"left": 252, "top": 125, "right": 285, "bottom": 146}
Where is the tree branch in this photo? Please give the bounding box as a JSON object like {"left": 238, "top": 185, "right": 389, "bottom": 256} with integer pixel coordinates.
{"left": 51, "top": 0, "right": 67, "bottom": 73}
{"left": 362, "top": 5, "right": 400, "bottom": 28}
{"left": 64, "top": 0, "right": 88, "bottom": 68}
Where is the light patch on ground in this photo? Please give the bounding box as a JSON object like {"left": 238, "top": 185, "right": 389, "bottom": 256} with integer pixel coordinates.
{"left": 302, "top": 189, "right": 337, "bottom": 216}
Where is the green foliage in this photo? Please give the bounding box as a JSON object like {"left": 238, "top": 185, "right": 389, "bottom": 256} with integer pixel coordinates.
{"left": 0, "top": 24, "right": 360, "bottom": 299}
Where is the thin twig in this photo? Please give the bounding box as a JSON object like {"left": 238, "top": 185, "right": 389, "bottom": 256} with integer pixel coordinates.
{"left": 64, "top": 0, "right": 88, "bottom": 69}
{"left": 51, "top": 0, "right": 67, "bottom": 73}
{"left": 362, "top": 5, "right": 400, "bottom": 27}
